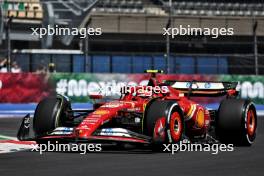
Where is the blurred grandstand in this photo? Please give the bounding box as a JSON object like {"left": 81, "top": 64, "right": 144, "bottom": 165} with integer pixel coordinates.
{"left": 0, "top": 0, "right": 263, "bottom": 74}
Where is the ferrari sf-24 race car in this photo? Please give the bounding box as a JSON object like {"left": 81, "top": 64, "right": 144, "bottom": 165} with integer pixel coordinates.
{"left": 18, "top": 70, "right": 257, "bottom": 149}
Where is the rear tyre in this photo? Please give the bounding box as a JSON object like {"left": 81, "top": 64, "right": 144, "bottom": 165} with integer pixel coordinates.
{"left": 144, "top": 100, "right": 184, "bottom": 150}
{"left": 33, "top": 95, "right": 71, "bottom": 137}
{"left": 216, "top": 99, "right": 257, "bottom": 146}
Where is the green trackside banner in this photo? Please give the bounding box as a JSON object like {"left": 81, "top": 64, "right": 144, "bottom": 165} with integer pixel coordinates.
{"left": 0, "top": 73, "right": 263, "bottom": 104}
{"left": 219, "top": 75, "right": 264, "bottom": 104}
{"left": 49, "top": 73, "right": 264, "bottom": 104}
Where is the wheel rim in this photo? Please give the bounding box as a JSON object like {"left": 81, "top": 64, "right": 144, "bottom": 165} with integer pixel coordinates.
{"left": 170, "top": 112, "right": 183, "bottom": 142}
{"left": 247, "top": 109, "right": 256, "bottom": 136}
{"left": 153, "top": 117, "right": 166, "bottom": 141}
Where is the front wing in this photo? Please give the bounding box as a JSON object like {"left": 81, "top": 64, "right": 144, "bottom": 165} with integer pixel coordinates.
{"left": 17, "top": 114, "right": 151, "bottom": 145}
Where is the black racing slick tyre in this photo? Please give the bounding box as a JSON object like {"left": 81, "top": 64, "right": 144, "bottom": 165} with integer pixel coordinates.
{"left": 144, "top": 100, "right": 184, "bottom": 147}
{"left": 33, "top": 95, "right": 71, "bottom": 137}
{"left": 216, "top": 99, "right": 257, "bottom": 146}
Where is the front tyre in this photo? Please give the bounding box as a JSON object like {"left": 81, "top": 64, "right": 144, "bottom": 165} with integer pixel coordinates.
{"left": 144, "top": 100, "right": 184, "bottom": 147}
{"left": 216, "top": 99, "right": 257, "bottom": 146}
{"left": 33, "top": 95, "right": 71, "bottom": 137}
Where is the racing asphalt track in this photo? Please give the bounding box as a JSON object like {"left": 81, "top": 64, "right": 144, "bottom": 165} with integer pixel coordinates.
{"left": 0, "top": 117, "right": 263, "bottom": 176}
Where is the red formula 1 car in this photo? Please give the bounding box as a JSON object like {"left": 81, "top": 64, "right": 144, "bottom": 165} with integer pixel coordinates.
{"left": 18, "top": 70, "right": 257, "bottom": 149}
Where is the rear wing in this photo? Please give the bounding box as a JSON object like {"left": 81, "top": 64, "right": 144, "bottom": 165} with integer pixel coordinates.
{"left": 164, "top": 81, "right": 239, "bottom": 97}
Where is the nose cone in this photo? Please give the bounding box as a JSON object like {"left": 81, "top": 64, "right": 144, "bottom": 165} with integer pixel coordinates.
{"left": 76, "top": 101, "right": 133, "bottom": 138}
